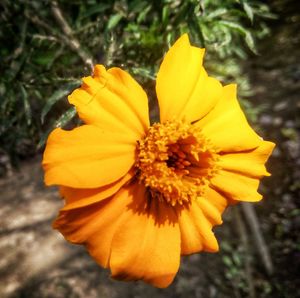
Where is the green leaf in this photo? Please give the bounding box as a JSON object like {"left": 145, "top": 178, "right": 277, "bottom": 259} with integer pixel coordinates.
{"left": 20, "top": 84, "right": 32, "bottom": 126}
{"left": 38, "top": 107, "right": 77, "bottom": 148}
{"left": 242, "top": 1, "right": 254, "bottom": 23}
{"left": 131, "top": 67, "right": 155, "bottom": 80}
{"left": 78, "top": 4, "right": 110, "bottom": 20}
{"left": 218, "top": 20, "right": 257, "bottom": 53}
{"left": 137, "top": 5, "right": 151, "bottom": 23}
{"left": 54, "top": 107, "right": 76, "bottom": 128}
{"left": 188, "top": 16, "right": 205, "bottom": 46}
{"left": 218, "top": 20, "right": 248, "bottom": 35}
{"left": 162, "top": 5, "right": 169, "bottom": 27}
{"left": 206, "top": 8, "right": 228, "bottom": 19}
{"left": 41, "top": 81, "right": 81, "bottom": 124}
{"left": 223, "top": 256, "right": 233, "bottom": 267}
{"left": 33, "top": 52, "right": 55, "bottom": 66}
{"left": 106, "top": 14, "right": 123, "bottom": 31}
{"left": 245, "top": 32, "right": 257, "bottom": 54}
{"left": 233, "top": 253, "right": 242, "bottom": 266}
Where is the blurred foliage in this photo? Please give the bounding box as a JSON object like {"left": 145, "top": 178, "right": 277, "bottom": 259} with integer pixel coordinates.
{"left": 0, "top": 0, "right": 275, "bottom": 166}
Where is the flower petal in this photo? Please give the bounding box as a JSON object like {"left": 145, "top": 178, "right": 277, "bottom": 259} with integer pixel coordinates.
{"left": 60, "top": 170, "right": 134, "bottom": 210}
{"left": 53, "top": 183, "right": 137, "bottom": 268}
{"left": 196, "top": 84, "right": 262, "bottom": 152}
{"left": 210, "top": 170, "right": 262, "bottom": 202}
{"left": 43, "top": 125, "right": 136, "bottom": 188}
{"left": 109, "top": 185, "right": 180, "bottom": 288}
{"left": 197, "top": 198, "right": 223, "bottom": 226}
{"left": 156, "top": 34, "right": 222, "bottom": 123}
{"left": 68, "top": 65, "right": 149, "bottom": 140}
{"left": 178, "top": 72, "right": 222, "bottom": 123}
{"left": 218, "top": 141, "right": 275, "bottom": 178}
{"left": 203, "top": 186, "right": 228, "bottom": 213}
{"left": 176, "top": 198, "right": 220, "bottom": 255}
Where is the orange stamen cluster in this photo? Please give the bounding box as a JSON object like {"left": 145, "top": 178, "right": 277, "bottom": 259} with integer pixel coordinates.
{"left": 136, "top": 121, "right": 220, "bottom": 206}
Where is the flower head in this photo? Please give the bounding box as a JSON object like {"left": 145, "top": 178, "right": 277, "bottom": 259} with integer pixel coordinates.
{"left": 43, "top": 34, "right": 275, "bottom": 288}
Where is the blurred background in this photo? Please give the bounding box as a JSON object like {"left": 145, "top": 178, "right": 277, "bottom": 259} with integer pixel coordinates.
{"left": 0, "top": 0, "right": 299, "bottom": 297}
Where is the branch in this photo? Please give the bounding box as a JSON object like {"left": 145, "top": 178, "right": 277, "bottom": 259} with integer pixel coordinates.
{"left": 234, "top": 207, "right": 256, "bottom": 298}
{"left": 241, "top": 202, "right": 274, "bottom": 275}
{"left": 50, "top": 1, "right": 94, "bottom": 71}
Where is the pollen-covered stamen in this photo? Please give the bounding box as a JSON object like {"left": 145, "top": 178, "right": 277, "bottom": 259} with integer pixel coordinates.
{"left": 136, "top": 120, "right": 220, "bottom": 206}
{"left": 167, "top": 143, "right": 190, "bottom": 171}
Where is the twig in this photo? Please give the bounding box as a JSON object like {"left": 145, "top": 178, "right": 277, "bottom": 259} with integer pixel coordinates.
{"left": 32, "top": 34, "right": 60, "bottom": 43}
{"left": 234, "top": 207, "right": 256, "bottom": 298}
{"left": 105, "top": 33, "right": 117, "bottom": 66}
{"left": 50, "top": 0, "right": 94, "bottom": 71}
{"left": 241, "top": 202, "right": 274, "bottom": 275}
{"left": 26, "top": 12, "right": 55, "bottom": 35}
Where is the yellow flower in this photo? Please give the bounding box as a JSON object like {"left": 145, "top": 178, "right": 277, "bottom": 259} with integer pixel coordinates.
{"left": 43, "top": 34, "right": 275, "bottom": 288}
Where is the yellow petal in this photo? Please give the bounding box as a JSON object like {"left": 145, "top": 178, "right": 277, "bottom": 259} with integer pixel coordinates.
{"left": 197, "top": 198, "right": 223, "bottom": 226}
{"left": 60, "top": 169, "right": 134, "bottom": 210}
{"left": 157, "top": 34, "right": 222, "bottom": 123}
{"left": 43, "top": 125, "right": 136, "bottom": 188}
{"left": 210, "top": 170, "right": 262, "bottom": 202}
{"left": 178, "top": 72, "right": 222, "bottom": 123}
{"left": 68, "top": 65, "right": 149, "bottom": 141}
{"left": 218, "top": 141, "right": 275, "bottom": 178}
{"left": 196, "top": 84, "right": 262, "bottom": 152}
{"left": 203, "top": 186, "right": 228, "bottom": 213}
{"left": 53, "top": 183, "right": 139, "bottom": 268}
{"left": 177, "top": 199, "right": 219, "bottom": 255}
{"left": 110, "top": 185, "right": 180, "bottom": 288}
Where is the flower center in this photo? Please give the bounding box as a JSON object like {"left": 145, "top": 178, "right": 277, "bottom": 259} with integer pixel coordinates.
{"left": 136, "top": 121, "right": 220, "bottom": 206}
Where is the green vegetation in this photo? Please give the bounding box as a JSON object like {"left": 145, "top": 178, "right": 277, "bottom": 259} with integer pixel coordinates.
{"left": 0, "top": 0, "right": 274, "bottom": 166}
